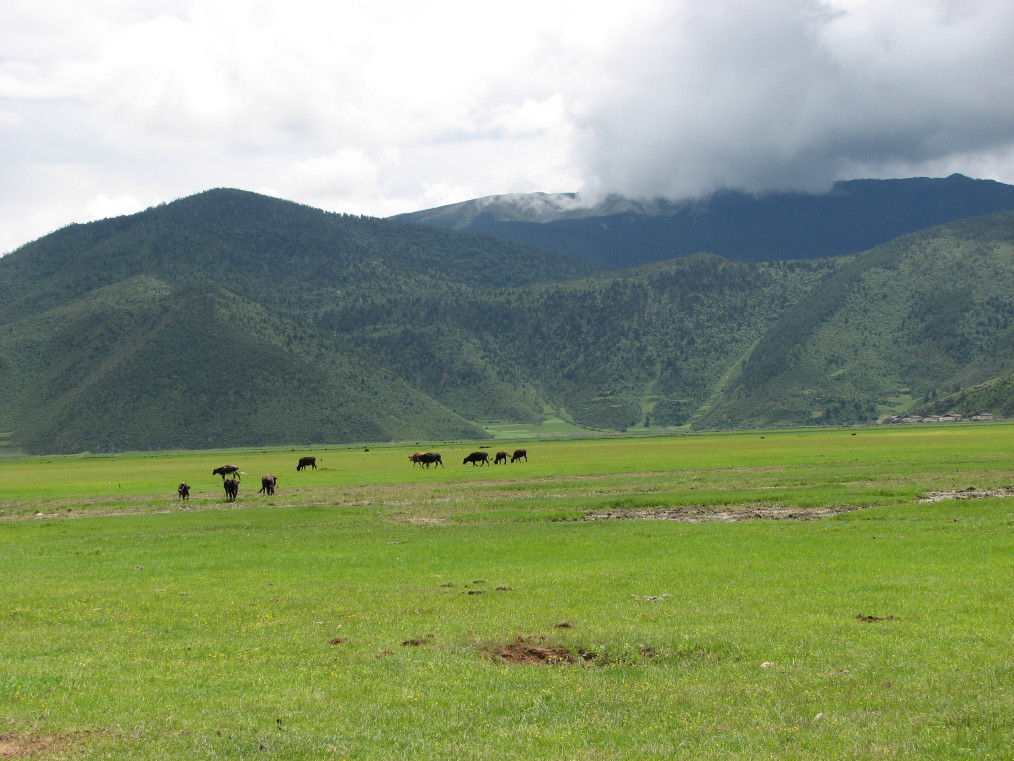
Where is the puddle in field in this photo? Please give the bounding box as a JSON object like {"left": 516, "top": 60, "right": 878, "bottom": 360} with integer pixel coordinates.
{"left": 583, "top": 504, "right": 862, "bottom": 523}
{"left": 918, "top": 487, "right": 1014, "bottom": 503}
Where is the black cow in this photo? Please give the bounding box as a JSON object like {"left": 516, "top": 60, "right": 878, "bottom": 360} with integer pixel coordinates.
{"left": 296, "top": 456, "right": 317, "bottom": 471}
{"left": 258, "top": 474, "right": 277, "bottom": 495}
{"left": 415, "top": 452, "right": 442, "bottom": 467}
{"left": 223, "top": 477, "right": 239, "bottom": 501}
{"left": 178, "top": 482, "right": 190, "bottom": 500}
{"left": 511, "top": 449, "right": 528, "bottom": 463}
{"left": 213, "top": 465, "right": 241, "bottom": 480}
{"left": 494, "top": 450, "right": 508, "bottom": 464}
{"left": 463, "top": 451, "right": 489, "bottom": 466}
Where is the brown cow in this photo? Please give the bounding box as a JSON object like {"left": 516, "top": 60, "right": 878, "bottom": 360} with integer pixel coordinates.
{"left": 463, "top": 451, "right": 489, "bottom": 466}
{"left": 178, "top": 482, "right": 190, "bottom": 500}
{"left": 511, "top": 449, "right": 528, "bottom": 463}
{"left": 258, "top": 474, "right": 277, "bottom": 495}
{"left": 223, "top": 477, "right": 239, "bottom": 501}
{"left": 213, "top": 465, "right": 241, "bottom": 480}
{"left": 494, "top": 450, "right": 508, "bottom": 464}
{"left": 409, "top": 452, "right": 427, "bottom": 467}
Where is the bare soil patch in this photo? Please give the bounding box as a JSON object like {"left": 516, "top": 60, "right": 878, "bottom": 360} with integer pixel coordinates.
{"left": 488, "top": 636, "right": 594, "bottom": 665}
{"left": 918, "top": 487, "right": 1014, "bottom": 503}
{"left": 584, "top": 504, "right": 862, "bottom": 523}
{"left": 856, "top": 614, "right": 898, "bottom": 622}
{"left": 393, "top": 516, "right": 449, "bottom": 525}
{"left": 0, "top": 732, "right": 79, "bottom": 758}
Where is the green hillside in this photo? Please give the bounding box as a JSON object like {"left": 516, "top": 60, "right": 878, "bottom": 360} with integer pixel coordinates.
{"left": 0, "top": 275, "right": 482, "bottom": 453}
{"left": 0, "top": 188, "right": 597, "bottom": 325}
{"left": 911, "top": 371, "right": 1014, "bottom": 418}
{"left": 694, "top": 213, "right": 1014, "bottom": 428}
{"left": 0, "top": 190, "right": 1010, "bottom": 453}
{"left": 0, "top": 189, "right": 597, "bottom": 452}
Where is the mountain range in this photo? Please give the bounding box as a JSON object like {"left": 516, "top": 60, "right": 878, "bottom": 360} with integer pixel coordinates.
{"left": 0, "top": 178, "right": 1011, "bottom": 454}
{"left": 392, "top": 174, "right": 1014, "bottom": 268}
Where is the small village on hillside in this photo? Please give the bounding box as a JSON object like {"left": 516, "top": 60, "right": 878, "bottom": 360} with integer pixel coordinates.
{"left": 879, "top": 412, "right": 997, "bottom": 424}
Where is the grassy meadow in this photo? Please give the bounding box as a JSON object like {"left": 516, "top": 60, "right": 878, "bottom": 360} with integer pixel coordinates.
{"left": 0, "top": 424, "right": 1011, "bottom": 759}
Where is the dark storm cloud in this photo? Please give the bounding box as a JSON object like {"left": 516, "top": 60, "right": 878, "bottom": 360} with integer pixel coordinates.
{"left": 572, "top": 0, "right": 1014, "bottom": 199}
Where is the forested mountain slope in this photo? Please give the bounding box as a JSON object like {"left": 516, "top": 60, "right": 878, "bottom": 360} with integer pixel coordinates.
{"left": 0, "top": 189, "right": 595, "bottom": 452}
{"left": 327, "top": 255, "right": 836, "bottom": 428}
{"left": 0, "top": 189, "right": 1010, "bottom": 453}
{"left": 0, "top": 188, "right": 597, "bottom": 325}
{"left": 0, "top": 275, "right": 482, "bottom": 453}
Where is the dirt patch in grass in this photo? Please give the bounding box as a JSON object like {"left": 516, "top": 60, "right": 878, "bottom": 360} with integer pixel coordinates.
{"left": 856, "top": 614, "right": 898, "bottom": 622}
{"left": 0, "top": 732, "right": 79, "bottom": 758}
{"left": 393, "top": 516, "right": 449, "bottom": 525}
{"left": 484, "top": 636, "right": 659, "bottom": 666}
{"left": 918, "top": 487, "right": 1014, "bottom": 503}
{"left": 488, "top": 636, "right": 592, "bottom": 665}
{"left": 584, "top": 504, "right": 862, "bottom": 522}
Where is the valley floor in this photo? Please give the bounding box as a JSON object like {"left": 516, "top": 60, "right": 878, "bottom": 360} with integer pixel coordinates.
{"left": 0, "top": 425, "right": 1011, "bottom": 759}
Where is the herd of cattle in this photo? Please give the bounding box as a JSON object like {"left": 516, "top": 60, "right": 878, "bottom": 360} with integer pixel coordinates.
{"left": 410, "top": 448, "right": 527, "bottom": 467}
{"left": 176, "top": 449, "right": 528, "bottom": 501}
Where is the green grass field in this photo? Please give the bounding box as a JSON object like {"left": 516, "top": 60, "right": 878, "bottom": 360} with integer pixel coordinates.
{"left": 1, "top": 425, "right": 1011, "bottom": 759}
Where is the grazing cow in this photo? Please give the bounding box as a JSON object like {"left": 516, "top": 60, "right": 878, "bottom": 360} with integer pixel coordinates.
{"left": 410, "top": 452, "right": 442, "bottom": 467}
{"left": 296, "top": 456, "right": 317, "bottom": 471}
{"left": 511, "top": 449, "right": 528, "bottom": 463}
{"left": 213, "top": 465, "right": 241, "bottom": 480}
{"left": 178, "top": 482, "right": 190, "bottom": 500}
{"left": 418, "top": 452, "right": 442, "bottom": 467}
{"left": 463, "top": 451, "right": 490, "bottom": 466}
{"left": 494, "top": 450, "right": 508, "bottom": 464}
{"left": 258, "top": 474, "right": 277, "bottom": 495}
{"left": 223, "top": 477, "right": 239, "bottom": 501}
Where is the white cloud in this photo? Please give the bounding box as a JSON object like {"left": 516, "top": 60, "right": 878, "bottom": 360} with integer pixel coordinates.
{"left": 82, "top": 193, "right": 152, "bottom": 221}
{"left": 282, "top": 149, "right": 380, "bottom": 197}
{"left": 0, "top": 0, "right": 1012, "bottom": 254}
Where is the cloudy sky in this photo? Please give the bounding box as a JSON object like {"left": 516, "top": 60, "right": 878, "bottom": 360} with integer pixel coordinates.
{"left": 2, "top": 0, "right": 1013, "bottom": 253}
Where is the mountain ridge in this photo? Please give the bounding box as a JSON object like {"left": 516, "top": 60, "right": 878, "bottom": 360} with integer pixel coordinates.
{"left": 0, "top": 187, "right": 1010, "bottom": 453}
{"left": 392, "top": 174, "right": 1014, "bottom": 267}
